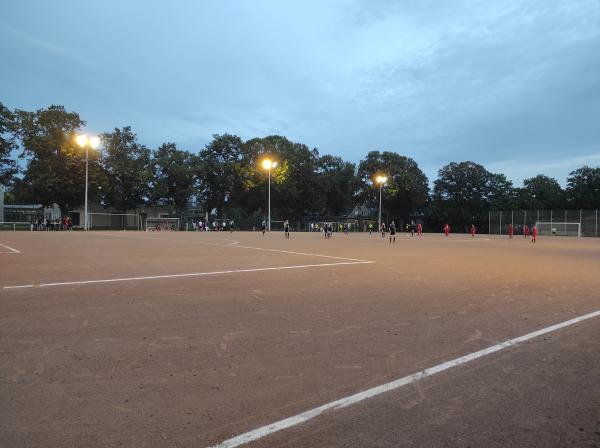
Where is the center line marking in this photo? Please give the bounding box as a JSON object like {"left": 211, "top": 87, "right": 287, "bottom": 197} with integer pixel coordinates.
{"left": 208, "top": 309, "right": 600, "bottom": 448}
{"left": 2, "top": 261, "right": 373, "bottom": 289}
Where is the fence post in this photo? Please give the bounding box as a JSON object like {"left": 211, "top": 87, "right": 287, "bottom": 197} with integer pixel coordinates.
{"left": 488, "top": 211, "right": 490, "bottom": 236}
{"left": 537, "top": 210, "right": 539, "bottom": 225}
{"left": 511, "top": 210, "right": 514, "bottom": 227}
{"left": 579, "top": 209, "right": 582, "bottom": 237}
{"left": 596, "top": 209, "right": 598, "bottom": 238}
{"left": 524, "top": 210, "right": 527, "bottom": 228}
{"left": 499, "top": 211, "right": 502, "bottom": 235}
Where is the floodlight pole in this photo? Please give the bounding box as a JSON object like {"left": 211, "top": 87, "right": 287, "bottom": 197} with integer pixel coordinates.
{"left": 84, "top": 145, "right": 89, "bottom": 231}
{"left": 268, "top": 166, "right": 271, "bottom": 232}
{"left": 378, "top": 183, "right": 383, "bottom": 231}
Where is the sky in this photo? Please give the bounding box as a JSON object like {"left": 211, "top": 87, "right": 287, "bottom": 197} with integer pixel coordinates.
{"left": 1, "top": 0, "right": 600, "bottom": 186}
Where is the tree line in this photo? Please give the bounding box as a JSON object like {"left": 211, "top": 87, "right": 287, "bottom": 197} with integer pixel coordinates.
{"left": 1, "top": 103, "right": 599, "bottom": 230}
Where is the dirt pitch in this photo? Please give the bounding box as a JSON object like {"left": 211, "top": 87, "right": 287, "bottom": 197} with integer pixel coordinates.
{"left": 1, "top": 230, "right": 599, "bottom": 448}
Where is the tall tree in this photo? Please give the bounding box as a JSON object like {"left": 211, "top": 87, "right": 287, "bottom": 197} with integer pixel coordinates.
{"left": 150, "top": 143, "right": 197, "bottom": 216}
{"left": 244, "top": 135, "right": 321, "bottom": 220}
{"left": 316, "top": 155, "right": 357, "bottom": 216}
{"left": 566, "top": 166, "right": 600, "bottom": 209}
{"left": 488, "top": 173, "right": 518, "bottom": 210}
{"left": 518, "top": 174, "right": 566, "bottom": 210}
{"left": 197, "top": 134, "right": 247, "bottom": 216}
{"left": 357, "top": 151, "right": 429, "bottom": 222}
{"left": 0, "top": 102, "right": 19, "bottom": 185}
{"left": 100, "top": 127, "right": 152, "bottom": 211}
{"left": 16, "top": 105, "right": 103, "bottom": 214}
{"left": 432, "top": 161, "right": 496, "bottom": 228}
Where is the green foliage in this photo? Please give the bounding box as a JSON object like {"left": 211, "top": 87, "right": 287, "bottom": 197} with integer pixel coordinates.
{"left": 566, "top": 166, "right": 600, "bottom": 209}
{"left": 431, "top": 161, "right": 517, "bottom": 228}
{"left": 0, "top": 102, "right": 19, "bottom": 185}
{"left": 14, "top": 105, "right": 104, "bottom": 213}
{"left": 357, "top": 151, "right": 429, "bottom": 222}
{"left": 517, "top": 174, "right": 566, "bottom": 210}
{"left": 151, "top": 143, "right": 197, "bottom": 213}
{"left": 100, "top": 127, "right": 152, "bottom": 211}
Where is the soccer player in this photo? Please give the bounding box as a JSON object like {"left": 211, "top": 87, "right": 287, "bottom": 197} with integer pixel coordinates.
{"left": 531, "top": 225, "right": 537, "bottom": 243}
{"left": 443, "top": 223, "right": 450, "bottom": 237}
{"left": 284, "top": 220, "right": 290, "bottom": 239}
{"left": 380, "top": 222, "right": 386, "bottom": 238}
{"left": 508, "top": 224, "right": 514, "bottom": 239}
{"left": 389, "top": 221, "right": 396, "bottom": 243}
{"left": 417, "top": 222, "right": 423, "bottom": 236}
{"left": 261, "top": 220, "right": 266, "bottom": 236}
{"left": 524, "top": 224, "right": 530, "bottom": 238}
{"left": 410, "top": 221, "right": 415, "bottom": 237}
{"left": 368, "top": 223, "right": 373, "bottom": 235}
{"left": 471, "top": 223, "right": 476, "bottom": 238}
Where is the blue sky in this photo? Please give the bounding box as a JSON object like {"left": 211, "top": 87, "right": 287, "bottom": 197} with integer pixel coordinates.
{"left": 1, "top": 0, "right": 599, "bottom": 185}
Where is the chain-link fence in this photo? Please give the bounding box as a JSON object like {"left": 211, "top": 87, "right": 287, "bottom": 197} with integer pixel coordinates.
{"left": 489, "top": 210, "right": 599, "bottom": 237}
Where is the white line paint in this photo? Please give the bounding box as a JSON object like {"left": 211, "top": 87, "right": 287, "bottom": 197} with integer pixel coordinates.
{"left": 0, "top": 243, "right": 20, "bottom": 253}
{"left": 208, "top": 309, "right": 600, "bottom": 448}
{"left": 3, "top": 261, "right": 372, "bottom": 289}
{"left": 95, "top": 232, "right": 372, "bottom": 263}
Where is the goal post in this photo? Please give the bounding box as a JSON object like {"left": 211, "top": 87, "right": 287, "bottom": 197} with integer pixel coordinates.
{"left": 88, "top": 213, "right": 141, "bottom": 230}
{"left": 535, "top": 221, "right": 581, "bottom": 237}
{"left": 145, "top": 217, "right": 180, "bottom": 231}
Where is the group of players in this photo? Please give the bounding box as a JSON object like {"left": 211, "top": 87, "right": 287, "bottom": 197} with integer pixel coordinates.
{"left": 260, "top": 219, "right": 539, "bottom": 243}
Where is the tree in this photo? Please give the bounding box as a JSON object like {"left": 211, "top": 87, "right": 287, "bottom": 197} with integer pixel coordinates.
{"left": 357, "top": 151, "right": 429, "bottom": 223}
{"left": 100, "top": 127, "right": 152, "bottom": 211}
{"left": 518, "top": 175, "right": 566, "bottom": 210}
{"left": 15, "top": 105, "right": 103, "bottom": 214}
{"left": 316, "top": 155, "right": 357, "bottom": 216}
{"left": 431, "top": 161, "right": 500, "bottom": 229}
{"left": 197, "top": 134, "right": 247, "bottom": 216}
{"left": 150, "top": 143, "right": 197, "bottom": 216}
{"left": 566, "top": 166, "right": 600, "bottom": 209}
{"left": 244, "top": 135, "right": 322, "bottom": 220}
{"left": 0, "top": 102, "right": 19, "bottom": 185}
{"left": 487, "top": 173, "right": 518, "bottom": 210}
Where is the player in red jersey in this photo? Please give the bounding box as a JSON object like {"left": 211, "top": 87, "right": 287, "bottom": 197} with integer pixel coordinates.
{"left": 524, "top": 224, "right": 529, "bottom": 238}
{"left": 417, "top": 223, "right": 423, "bottom": 236}
{"left": 443, "top": 223, "right": 450, "bottom": 237}
{"left": 531, "top": 225, "right": 537, "bottom": 243}
{"left": 470, "top": 224, "right": 476, "bottom": 238}
{"left": 508, "top": 224, "right": 514, "bottom": 238}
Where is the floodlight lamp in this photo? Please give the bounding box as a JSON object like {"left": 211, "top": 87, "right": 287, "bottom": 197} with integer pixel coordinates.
{"left": 76, "top": 134, "right": 88, "bottom": 147}
{"left": 262, "top": 159, "right": 273, "bottom": 170}
{"left": 89, "top": 136, "right": 100, "bottom": 149}
{"left": 375, "top": 175, "right": 387, "bottom": 185}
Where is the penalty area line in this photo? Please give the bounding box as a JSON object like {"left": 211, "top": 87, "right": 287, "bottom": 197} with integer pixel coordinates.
{"left": 2, "top": 261, "right": 373, "bottom": 290}
{"left": 208, "top": 309, "right": 600, "bottom": 448}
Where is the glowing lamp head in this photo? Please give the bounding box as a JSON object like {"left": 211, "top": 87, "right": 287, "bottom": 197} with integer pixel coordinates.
{"left": 375, "top": 175, "right": 387, "bottom": 185}
{"left": 262, "top": 159, "right": 275, "bottom": 170}
{"left": 89, "top": 136, "right": 100, "bottom": 149}
{"left": 75, "top": 134, "right": 88, "bottom": 147}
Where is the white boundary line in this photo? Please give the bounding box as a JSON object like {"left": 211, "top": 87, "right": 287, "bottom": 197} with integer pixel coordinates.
{"left": 0, "top": 243, "right": 20, "bottom": 253}
{"left": 95, "top": 232, "right": 372, "bottom": 263}
{"left": 3, "top": 261, "right": 373, "bottom": 290}
{"left": 208, "top": 309, "right": 600, "bottom": 448}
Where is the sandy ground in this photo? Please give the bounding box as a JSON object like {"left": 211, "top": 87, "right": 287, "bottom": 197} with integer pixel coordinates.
{"left": 1, "top": 230, "right": 599, "bottom": 447}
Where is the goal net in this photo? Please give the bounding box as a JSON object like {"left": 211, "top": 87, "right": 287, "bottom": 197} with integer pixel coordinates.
{"left": 89, "top": 213, "right": 141, "bottom": 230}
{"left": 145, "top": 217, "right": 180, "bottom": 231}
{"left": 535, "top": 221, "right": 581, "bottom": 237}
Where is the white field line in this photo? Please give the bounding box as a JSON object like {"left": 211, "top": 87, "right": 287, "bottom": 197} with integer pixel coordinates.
{"left": 95, "top": 232, "right": 372, "bottom": 263}
{"left": 208, "top": 309, "right": 600, "bottom": 448}
{"left": 0, "top": 243, "right": 20, "bottom": 253}
{"left": 2, "top": 261, "right": 373, "bottom": 290}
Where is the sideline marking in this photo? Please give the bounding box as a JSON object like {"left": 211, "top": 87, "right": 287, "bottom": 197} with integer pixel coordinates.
{"left": 208, "top": 309, "right": 600, "bottom": 448}
{"left": 0, "top": 243, "right": 20, "bottom": 254}
{"left": 3, "top": 261, "right": 372, "bottom": 289}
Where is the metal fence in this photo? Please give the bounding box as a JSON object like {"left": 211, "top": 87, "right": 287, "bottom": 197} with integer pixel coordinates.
{"left": 489, "top": 210, "right": 599, "bottom": 237}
